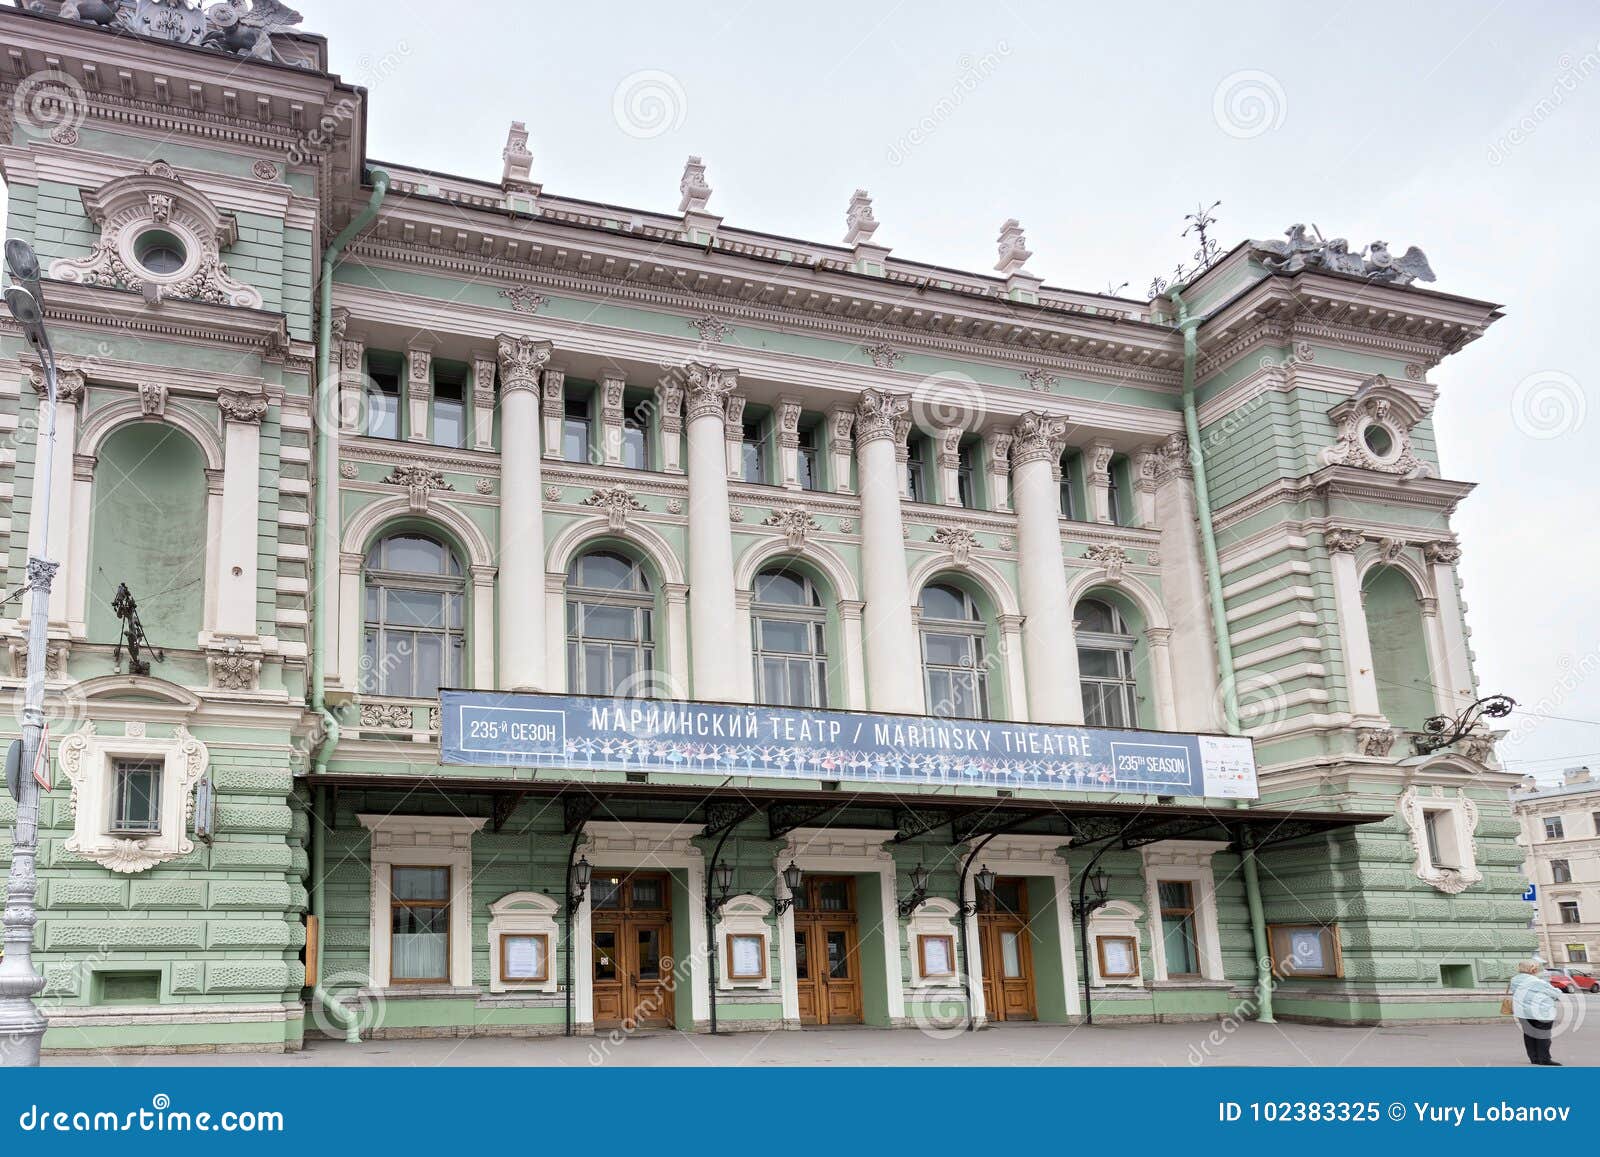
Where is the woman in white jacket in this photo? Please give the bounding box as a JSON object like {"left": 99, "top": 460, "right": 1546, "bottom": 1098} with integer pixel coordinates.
{"left": 1509, "top": 960, "right": 1563, "bottom": 1066}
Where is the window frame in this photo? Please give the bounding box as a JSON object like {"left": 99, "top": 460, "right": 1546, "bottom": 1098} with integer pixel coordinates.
{"left": 1076, "top": 598, "right": 1139, "bottom": 729}
{"left": 389, "top": 864, "right": 452, "bottom": 986}
{"left": 362, "top": 534, "right": 466, "bottom": 700}
{"left": 1545, "top": 816, "right": 1566, "bottom": 840}
{"left": 563, "top": 395, "right": 592, "bottom": 464}
{"left": 740, "top": 419, "right": 767, "bottom": 484}
{"left": 430, "top": 366, "right": 467, "bottom": 449}
{"left": 751, "top": 569, "right": 829, "bottom": 709}
{"left": 1552, "top": 858, "right": 1572, "bottom": 884}
{"left": 797, "top": 425, "right": 821, "bottom": 491}
{"left": 621, "top": 412, "right": 651, "bottom": 472}
{"left": 565, "top": 551, "right": 656, "bottom": 698}
{"left": 108, "top": 757, "right": 163, "bottom": 837}
{"left": 918, "top": 583, "right": 990, "bottom": 721}
{"left": 364, "top": 361, "right": 402, "bottom": 440}
{"left": 1559, "top": 900, "right": 1582, "bottom": 925}
{"left": 1156, "top": 879, "right": 1201, "bottom": 979}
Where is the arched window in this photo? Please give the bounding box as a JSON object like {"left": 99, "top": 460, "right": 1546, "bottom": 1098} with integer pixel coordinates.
{"left": 566, "top": 550, "right": 655, "bottom": 697}
{"left": 1076, "top": 598, "right": 1138, "bottom": 727}
{"left": 752, "top": 567, "right": 828, "bottom": 707}
{"left": 363, "top": 533, "right": 464, "bottom": 697}
{"left": 920, "top": 583, "right": 989, "bottom": 720}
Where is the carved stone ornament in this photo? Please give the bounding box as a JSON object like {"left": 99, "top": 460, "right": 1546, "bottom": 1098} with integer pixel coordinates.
{"left": 499, "top": 285, "right": 548, "bottom": 315}
{"left": 139, "top": 382, "right": 168, "bottom": 417}
{"left": 28, "top": 364, "right": 86, "bottom": 404}
{"left": 1082, "top": 543, "right": 1130, "bottom": 580}
{"left": 206, "top": 639, "right": 262, "bottom": 691}
{"left": 1397, "top": 786, "right": 1482, "bottom": 895}
{"left": 863, "top": 340, "right": 904, "bottom": 369}
{"left": 49, "top": 161, "right": 264, "bottom": 309}
{"left": 252, "top": 158, "right": 279, "bottom": 181}
{"left": 1320, "top": 375, "right": 1433, "bottom": 477}
{"left": 339, "top": 461, "right": 359, "bottom": 479}
{"left": 838, "top": 518, "right": 856, "bottom": 534}
{"left": 59, "top": 722, "right": 209, "bottom": 875}
{"left": 844, "top": 189, "right": 879, "bottom": 247}
{"left": 216, "top": 389, "right": 269, "bottom": 424}
{"left": 1376, "top": 537, "right": 1406, "bottom": 564}
{"left": 496, "top": 334, "right": 552, "bottom": 392}
{"left": 474, "top": 478, "right": 495, "bottom": 495}
{"left": 854, "top": 388, "right": 911, "bottom": 445}
{"left": 688, "top": 314, "right": 734, "bottom": 343}
{"left": 1020, "top": 367, "right": 1058, "bottom": 393}
{"left": 1250, "top": 224, "right": 1437, "bottom": 286}
{"left": 1325, "top": 528, "right": 1366, "bottom": 553}
{"left": 994, "top": 218, "right": 1033, "bottom": 277}
{"left": 1153, "top": 432, "right": 1192, "bottom": 483}
{"left": 360, "top": 701, "right": 414, "bottom": 729}
{"left": 583, "top": 485, "right": 646, "bottom": 531}
{"left": 382, "top": 464, "right": 454, "bottom": 512}
{"left": 678, "top": 155, "right": 712, "bottom": 214}
{"left": 1010, "top": 411, "right": 1068, "bottom": 467}
{"left": 666, "top": 498, "right": 684, "bottom": 515}
{"left": 544, "top": 484, "right": 562, "bottom": 503}
{"left": 1424, "top": 540, "right": 1462, "bottom": 566}
{"left": 929, "top": 525, "right": 978, "bottom": 566}
{"left": 763, "top": 507, "right": 823, "bottom": 549}
{"left": 683, "top": 363, "right": 739, "bottom": 422}
{"left": 1356, "top": 727, "right": 1397, "bottom": 758}
{"left": 7, "top": 640, "right": 69, "bottom": 681}
{"left": 58, "top": 0, "right": 307, "bottom": 65}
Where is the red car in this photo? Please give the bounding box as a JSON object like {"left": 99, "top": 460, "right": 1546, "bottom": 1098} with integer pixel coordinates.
{"left": 1546, "top": 967, "right": 1599, "bottom": 993}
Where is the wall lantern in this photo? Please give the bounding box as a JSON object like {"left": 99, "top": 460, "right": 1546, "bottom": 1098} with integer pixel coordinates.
{"left": 898, "top": 862, "right": 931, "bottom": 918}
{"left": 774, "top": 860, "right": 804, "bottom": 915}
{"left": 566, "top": 855, "right": 593, "bottom": 916}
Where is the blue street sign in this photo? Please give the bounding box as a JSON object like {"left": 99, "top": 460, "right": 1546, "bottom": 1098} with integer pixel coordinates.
{"left": 436, "top": 689, "right": 1260, "bottom": 800}
{"left": 1523, "top": 883, "right": 1538, "bottom": 902}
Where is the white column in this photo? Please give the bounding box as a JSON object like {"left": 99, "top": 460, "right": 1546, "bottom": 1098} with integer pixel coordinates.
{"left": 406, "top": 343, "right": 432, "bottom": 443}
{"left": 215, "top": 389, "right": 268, "bottom": 638}
{"left": 1425, "top": 541, "right": 1476, "bottom": 713}
{"left": 961, "top": 869, "right": 987, "bottom": 1024}
{"left": 24, "top": 368, "right": 82, "bottom": 627}
{"left": 1087, "top": 438, "right": 1115, "bottom": 523}
{"left": 600, "top": 371, "right": 626, "bottom": 466}
{"left": 1149, "top": 435, "right": 1219, "bottom": 730}
{"left": 984, "top": 429, "right": 1012, "bottom": 513}
{"left": 1327, "top": 529, "right": 1383, "bottom": 721}
{"left": 685, "top": 364, "right": 742, "bottom": 700}
{"left": 839, "top": 600, "right": 867, "bottom": 709}
{"left": 855, "top": 389, "right": 924, "bottom": 714}
{"left": 1011, "top": 412, "right": 1079, "bottom": 723}
{"left": 496, "top": 335, "right": 552, "bottom": 690}
{"left": 540, "top": 366, "right": 566, "bottom": 461}
{"left": 66, "top": 452, "right": 93, "bottom": 636}
{"left": 826, "top": 404, "right": 854, "bottom": 494}
{"left": 655, "top": 381, "right": 685, "bottom": 474}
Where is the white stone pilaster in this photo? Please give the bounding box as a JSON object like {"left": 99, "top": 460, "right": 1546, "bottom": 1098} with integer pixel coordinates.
{"left": 656, "top": 379, "right": 685, "bottom": 474}
{"left": 665, "top": 582, "right": 690, "bottom": 698}
{"left": 25, "top": 367, "right": 82, "bottom": 628}
{"left": 855, "top": 389, "right": 924, "bottom": 714}
{"left": 984, "top": 429, "right": 1012, "bottom": 513}
{"left": 839, "top": 600, "right": 867, "bottom": 709}
{"left": 937, "top": 427, "right": 963, "bottom": 507}
{"left": 496, "top": 335, "right": 552, "bottom": 690}
{"left": 826, "top": 404, "right": 855, "bottom": 494}
{"left": 685, "top": 364, "right": 742, "bottom": 700}
{"left": 470, "top": 350, "right": 497, "bottom": 452}
{"left": 544, "top": 572, "right": 567, "bottom": 693}
{"left": 405, "top": 342, "right": 432, "bottom": 443}
{"left": 998, "top": 614, "right": 1030, "bottom": 723}
{"left": 600, "top": 370, "right": 626, "bottom": 467}
{"left": 1327, "top": 529, "right": 1383, "bottom": 721}
{"left": 777, "top": 396, "right": 803, "bottom": 490}
{"left": 1425, "top": 541, "right": 1475, "bottom": 714}
{"left": 215, "top": 389, "right": 267, "bottom": 639}
{"left": 1149, "top": 435, "right": 1219, "bottom": 730}
{"left": 540, "top": 365, "right": 566, "bottom": 460}
{"left": 723, "top": 392, "right": 747, "bottom": 479}
{"left": 470, "top": 564, "right": 496, "bottom": 689}
{"left": 1011, "top": 412, "right": 1079, "bottom": 723}
{"left": 1087, "top": 438, "right": 1115, "bottom": 524}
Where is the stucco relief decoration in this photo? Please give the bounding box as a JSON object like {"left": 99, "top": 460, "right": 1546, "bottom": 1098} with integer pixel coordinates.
{"left": 474, "top": 478, "right": 495, "bottom": 495}
{"left": 1398, "top": 786, "right": 1483, "bottom": 895}
{"left": 339, "top": 461, "right": 359, "bottom": 479}
{"left": 683, "top": 363, "right": 739, "bottom": 421}
{"left": 360, "top": 702, "right": 414, "bottom": 729}
{"left": 138, "top": 382, "right": 168, "bottom": 417}
{"left": 1083, "top": 543, "right": 1130, "bottom": 580}
{"left": 207, "top": 638, "right": 261, "bottom": 691}
{"left": 496, "top": 334, "right": 552, "bottom": 393}
{"left": 1010, "top": 411, "right": 1067, "bottom": 466}
{"left": 863, "top": 340, "right": 904, "bottom": 369}
{"left": 1325, "top": 528, "right": 1365, "bottom": 553}
{"left": 762, "top": 507, "right": 822, "bottom": 549}
{"left": 382, "top": 464, "right": 454, "bottom": 513}
{"left": 59, "top": 0, "right": 307, "bottom": 64}
{"left": 582, "top": 485, "right": 647, "bottom": 531}
{"left": 59, "top": 723, "right": 209, "bottom": 874}
{"left": 1153, "top": 432, "right": 1192, "bottom": 483}
{"left": 543, "top": 484, "right": 562, "bottom": 503}
{"left": 1021, "top": 367, "right": 1058, "bottom": 393}
{"left": 1250, "top": 224, "right": 1437, "bottom": 286}
{"left": 854, "top": 388, "right": 910, "bottom": 444}
{"left": 48, "top": 161, "right": 264, "bottom": 309}
{"left": 1320, "top": 375, "right": 1432, "bottom": 477}
{"left": 498, "top": 285, "right": 548, "bottom": 315}
{"left": 1356, "top": 727, "right": 1397, "bottom": 758}
{"left": 216, "top": 389, "right": 268, "bottom": 424}
{"left": 1424, "top": 541, "right": 1462, "bottom": 567}
{"left": 688, "top": 314, "right": 734, "bottom": 343}
{"left": 929, "top": 525, "right": 978, "bottom": 566}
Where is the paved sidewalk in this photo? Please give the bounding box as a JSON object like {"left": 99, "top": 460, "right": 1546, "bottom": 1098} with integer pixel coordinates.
{"left": 51, "top": 1019, "right": 1600, "bottom": 1067}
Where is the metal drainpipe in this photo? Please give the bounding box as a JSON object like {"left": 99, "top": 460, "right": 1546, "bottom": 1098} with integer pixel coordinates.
{"left": 563, "top": 826, "right": 585, "bottom": 1037}
{"left": 305, "top": 172, "right": 390, "bottom": 1044}
{"left": 1168, "top": 287, "right": 1276, "bottom": 1023}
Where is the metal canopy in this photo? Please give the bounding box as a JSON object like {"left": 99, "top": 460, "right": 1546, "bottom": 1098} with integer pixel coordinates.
{"left": 303, "top": 772, "right": 1381, "bottom": 851}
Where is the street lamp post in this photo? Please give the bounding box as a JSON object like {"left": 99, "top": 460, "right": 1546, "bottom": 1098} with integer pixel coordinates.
{"left": 0, "top": 239, "right": 59, "bottom": 1067}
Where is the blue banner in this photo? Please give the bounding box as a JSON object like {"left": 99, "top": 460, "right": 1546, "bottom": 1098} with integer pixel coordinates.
{"left": 437, "top": 690, "right": 1259, "bottom": 799}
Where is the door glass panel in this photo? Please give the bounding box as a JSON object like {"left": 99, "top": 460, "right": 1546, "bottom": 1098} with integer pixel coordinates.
{"left": 816, "top": 879, "right": 850, "bottom": 912}
{"left": 1001, "top": 931, "right": 1023, "bottom": 979}
{"left": 826, "top": 930, "right": 850, "bottom": 979}
{"left": 630, "top": 877, "right": 664, "bottom": 909}
{"left": 593, "top": 878, "right": 623, "bottom": 910}
{"left": 794, "top": 930, "right": 809, "bottom": 979}
{"left": 636, "top": 927, "right": 663, "bottom": 979}
{"left": 593, "top": 931, "right": 617, "bottom": 980}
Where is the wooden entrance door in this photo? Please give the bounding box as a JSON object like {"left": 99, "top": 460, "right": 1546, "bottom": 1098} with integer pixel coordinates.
{"left": 591, "top": 871, "right": 675, "bottom": 1029}
{"left": 792, "top": 875, "right": 863, "bottom": 1025}
{"left": 978, "top": 877, "right": 1036, "bottom": 1021}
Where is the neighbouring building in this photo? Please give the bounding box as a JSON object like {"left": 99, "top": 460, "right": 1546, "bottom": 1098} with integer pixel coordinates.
{"left": 1514, "top": 769, "right": 1600, "bottom": 969}
{"left": 0, "top": 1, "right": 1532, "bottom": 1054}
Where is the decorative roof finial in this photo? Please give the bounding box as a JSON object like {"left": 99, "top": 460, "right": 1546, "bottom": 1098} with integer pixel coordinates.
{"left": 994, "top": 218, "right": 1033, "bottom": 277}
{"left": 678, "top": 156, "right": 712, "bottom": 214}
{"left": 844, "top": 189, "right": 879, "bottom": 247}
{"left": 501, "top": 121, "right": 534, "bottom": 191}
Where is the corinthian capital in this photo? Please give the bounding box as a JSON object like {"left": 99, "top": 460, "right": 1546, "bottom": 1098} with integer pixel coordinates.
{"left": 683, "top": 362, "right": 739, "bottom": 421}
{"left": 854, "top": 388, "right": 910, "bottom": 445}
{"left": 217, "top": 389, "right": 269, "bottom": 424}
{"left": 1009, "top": 411, "right": 1068, "bottom": 467}
{"left": 496, "top": 334, "right": 553, "bottom": 393}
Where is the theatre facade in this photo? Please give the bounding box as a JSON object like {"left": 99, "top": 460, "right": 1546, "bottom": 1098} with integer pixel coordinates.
{"left": 0, "top": 1, "right": 1532, "bottom": 1053}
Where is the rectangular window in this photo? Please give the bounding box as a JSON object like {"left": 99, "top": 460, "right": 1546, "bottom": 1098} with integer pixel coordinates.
{"left": 1268, "top": 923, "right": 1342, "bottom": 978}
{"left": 1593, "top": 811, "right": 1600, "bottom": 836}
{"left": 741, "top": 421, "right": 765, "bottom": 483}
{"left": 365, "top": 364, "right": 401, "bottom": 439}
{"left": 391, "top": 866, "right": 450, "bottom": 983}
{"left": 431, "top": 368, "right": 466, "bottom": 448}
{"left": 563, "top": 397, "right": 591, "bottom": 464}
{"left": 1059, "top": 454, "right": 1076, "bottom": 520}
{"left": 798, "top": 426, "right": 820, "bottom": 491}
{"left": 1553, "top": 859, "right": 1573, "bottom": 884}
{"left": 109, "top": 759, "right": 161, "bottom": 835}
{"left": 1546, "top": 816, "right": 1566, "bottom": 840}
{"left": 1106, "top": 461, "right": 1124, "bottom": 525}
{"left": 1567, "top": 943, "right": 1589, "bottom": 964}
{"left": 622, "top": 415, "right": 650, "bottom": 471}
{"left": 956, "top": 443, "right": 976, "bottom": 508}
{"left": 906, "top": 438, "right": 927, "bottom": 503}
{"left": 1422, "top": 809, "right": 1459, "bottom": 869}
{"left": 1560, "top": 901, "right": 1582, "bottom": 925}
{"left": 1158, "top": 880, "right": 1200, "bottom": 977}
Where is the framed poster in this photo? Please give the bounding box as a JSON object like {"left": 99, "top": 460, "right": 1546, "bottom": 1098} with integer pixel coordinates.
{"left": 1096, "top": 934, "right": 1139, "bottom": 979}
{"left": 1268, "top": 924, "right": 1341, "bottom": 978}
{"left": 918, "top": 934, "right": 956, "bottom": 979}
{"left": 500, "top": 933, "right": 549, "bottom": 983}
{"left": 725, "top": 933, "right": 767, "bottom": 981}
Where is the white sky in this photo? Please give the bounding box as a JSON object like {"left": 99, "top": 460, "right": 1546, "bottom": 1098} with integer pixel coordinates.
{"left": 16, "top": 0, "right": 1600, "bottom": 780}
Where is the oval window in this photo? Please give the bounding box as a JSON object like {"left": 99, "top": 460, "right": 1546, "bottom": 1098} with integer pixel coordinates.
{"left": 1362, "top": 423, "right": 1395, "bottom": 459}
{"left": 133, "top": 229, "right": 187, "bottom": 276}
